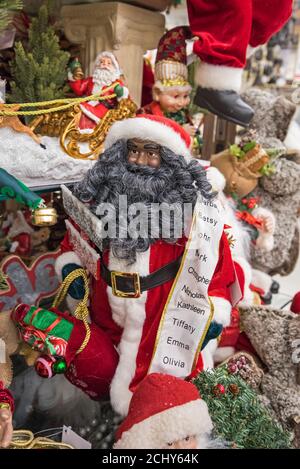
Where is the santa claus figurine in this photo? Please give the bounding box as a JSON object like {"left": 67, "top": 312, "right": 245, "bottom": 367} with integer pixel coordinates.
{"left": 114, "top": 373, "right": 214, "bottom": 449}
{"left": 55, "top": 114, "right": 242, "bottom": 416}
{"left": 139, "top": 26, "right": 196, "bottom": 139}
{"left": 68, "top": 51, "right": 129, "bottom": 130}
{"left": 187, "top": 0, "right": 293, "bottom": 126}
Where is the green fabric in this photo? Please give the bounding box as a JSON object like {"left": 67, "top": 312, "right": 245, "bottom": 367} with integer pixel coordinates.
{"left": 0, "top": 169, "right": 43, "bottom": 209}
{"left": 24, "top": 306, "right": 73, "bottom": 341}
{"left": 164, "top": 109, "right": 187, "bottom": 125}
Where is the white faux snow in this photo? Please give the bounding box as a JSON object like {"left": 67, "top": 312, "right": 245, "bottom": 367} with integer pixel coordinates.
{"left": 0, "top": 127, "right": 95, "bottom": 188}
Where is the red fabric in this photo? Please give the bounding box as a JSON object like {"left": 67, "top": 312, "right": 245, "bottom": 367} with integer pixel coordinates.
{"left": 65, "top": 322, "right": 119, "bottom": 400}
{"left": 219, "top": 307, "right": 240, "bottom": 348}
{"left": 116, "top": 373, "right": 200, "bottom": 441}
{"left": 12, "top": 233, "right": 31, "bottom": 256}
{"left": 60, "top": 228, "right": 237, "bottom": 400}
{"left": 0, "top": 381, "right": 14, "bottom": 413}
{"left": 69, "top": 78, "right": 124, "bottom": 130}
{"left": 187, "top": 0, "right": 293, "bottom": 68}
{"left": 136, "top": 114, "right": 191, "bottom": 153}
{"left": 291, "top": 292, "right": 300, "bottom": 315}
{"left": 235, "top": 332, "right": 258, "bottom": 357}
{"left": 142, "top": 60, "right": 155, "bottom": 108}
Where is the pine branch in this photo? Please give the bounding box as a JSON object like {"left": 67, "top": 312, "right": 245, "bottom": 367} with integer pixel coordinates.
{"left": 0, "top": 0, "right": 22, "bottom": 33}
{"left": 8, "top": 2, "right": 70, "bottom": 108}
{"left": 193, "top": 365, "right": 291, "bottom": 449}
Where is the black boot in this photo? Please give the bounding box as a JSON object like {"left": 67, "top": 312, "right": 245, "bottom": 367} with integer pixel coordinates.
{"left": 270, "top": 280, "right": 280, "bottom": 294}
{"left": 194, "top": 87, "right": 254, "bottom": 127}
{"left": 261, "top": 291, "right": 272, "bottom": 305}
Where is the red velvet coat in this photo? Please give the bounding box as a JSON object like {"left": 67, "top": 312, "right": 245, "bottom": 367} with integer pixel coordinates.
{"left": 57, "top": 226, "right": 237, "bottom": 415}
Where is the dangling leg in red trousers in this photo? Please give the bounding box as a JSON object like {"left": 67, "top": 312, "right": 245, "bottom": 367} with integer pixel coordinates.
{"left": 187, "top": 0, "right": 293, "bottom": 126}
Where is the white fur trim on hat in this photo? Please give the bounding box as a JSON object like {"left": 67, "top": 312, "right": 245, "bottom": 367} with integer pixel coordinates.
{"left": 114, "top": 399, "right": 213, "bottom": 449}
{"left": 211, "top": 296, "right": 232, "bottom": 327}
{"left": 105, "top": 117, "right": 191, "bottom": 161}
{"left": 195, "top": 62, "right": 243, "bottom": 93}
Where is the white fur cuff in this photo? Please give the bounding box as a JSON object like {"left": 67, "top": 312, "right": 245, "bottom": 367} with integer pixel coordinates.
{"left": 195, "top": 62, "right": 243, "bottom": 93}
{"left": 211, "top": 296, "right": 232, "bottom": 327}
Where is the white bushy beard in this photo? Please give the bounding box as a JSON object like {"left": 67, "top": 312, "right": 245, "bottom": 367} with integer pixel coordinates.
{"left": 92, "top": 67, "right": 120, "bottom": 90}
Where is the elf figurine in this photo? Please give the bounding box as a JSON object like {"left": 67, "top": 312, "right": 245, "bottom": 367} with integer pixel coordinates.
{"left": 139, "top": 27, "right": 197, "bottom": 141}
{"left": 187, "top": 0, "right": 293, "bottom": 126}
{"left": 114, "top": 373, "right": 214, "bottom": 449}
{"left": 68, "top": 52, "right": 130, "bottom": 130}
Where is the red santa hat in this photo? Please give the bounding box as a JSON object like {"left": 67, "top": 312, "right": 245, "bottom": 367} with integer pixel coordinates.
{"left": 114, "top": 373, "right": 213, "bottom": 449}
{"left": 105, "top": 114, "right": 192, "bottom": 161}
{"left": 154, "top": 26, "right": 192, "bottom": 93}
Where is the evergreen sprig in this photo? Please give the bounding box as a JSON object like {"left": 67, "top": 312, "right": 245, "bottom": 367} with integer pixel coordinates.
{"left": 0, "top": 0, "right": 22, "bottom": 33}
{"left": 193, "top": 366, "right": 291, "bottom": 449}
{"left": 9, "top": 3, "right": 70, "bottom": 108}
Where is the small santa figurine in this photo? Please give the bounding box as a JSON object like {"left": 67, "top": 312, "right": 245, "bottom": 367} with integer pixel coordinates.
{"left": 187, "top": 0, "right": 293, "bottom": 126}
{"left": 139, "top": 26, "right": 196, "bottom": 139}
{"left": 114, "top": 373, "right": 214, "bottom": 449}
{"left": 68, "top": 51, "right": 129, "bottom": 130}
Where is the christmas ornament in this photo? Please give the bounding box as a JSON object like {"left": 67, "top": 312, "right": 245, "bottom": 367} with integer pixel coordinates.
{"left": 213, "top": 384, "right": 226, "bottom": 396}
{"left": 35, "top": 355, "right": 56, "bottom": 378}
{"left": 52, "top": 358, "right": 67, "bottom": 374}
{"left": 31, "top": 206, "right": 58, "bottom": 227}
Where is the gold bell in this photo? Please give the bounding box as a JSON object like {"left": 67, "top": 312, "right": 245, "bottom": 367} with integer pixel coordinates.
{"left": 31, "top": 207, "right": 58, "bottom": 227}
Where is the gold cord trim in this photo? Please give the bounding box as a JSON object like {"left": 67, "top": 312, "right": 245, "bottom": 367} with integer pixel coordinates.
{"left": 52, "top": 268, "right": 91, "bottom": 355}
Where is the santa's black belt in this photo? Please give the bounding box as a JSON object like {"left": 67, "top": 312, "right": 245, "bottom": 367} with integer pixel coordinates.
{"left": 100, "top": 255, "right": 183, "bottom": 298}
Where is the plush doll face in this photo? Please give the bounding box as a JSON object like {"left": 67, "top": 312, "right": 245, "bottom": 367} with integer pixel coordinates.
{"left": 127, "top": 138, "right": 161, "bottom": 168}
{"left": 163, "top": 435, "right": 197, "bottom": 449}
{"left": 155, "top": 88, "right": 191, "bottom": 113}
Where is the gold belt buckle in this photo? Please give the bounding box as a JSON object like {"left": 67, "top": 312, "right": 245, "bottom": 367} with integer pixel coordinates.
{"left": 111, "top": 271, "right": 141, "bottom": 298}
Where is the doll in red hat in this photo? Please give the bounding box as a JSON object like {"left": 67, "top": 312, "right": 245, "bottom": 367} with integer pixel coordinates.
{"left": 187, "top": 0, "right": 293, "bottom": 127}
{"left": 114, "top": 373, "right": 214, "bottom": 449}
{"left": 139, "top": 27, "right": 196, "bottom": 140}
